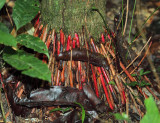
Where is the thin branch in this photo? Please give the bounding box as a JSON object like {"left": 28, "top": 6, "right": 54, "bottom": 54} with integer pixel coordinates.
{"left": 123, "top": 0, "right": 129, "bottom": 35}
{"left": 120, "top": 37, "right": 152, "bottom": 75}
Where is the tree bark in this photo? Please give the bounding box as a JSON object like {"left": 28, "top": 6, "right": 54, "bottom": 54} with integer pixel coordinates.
{"left": 40, "top": 0, "right": 107, "bottom": 39}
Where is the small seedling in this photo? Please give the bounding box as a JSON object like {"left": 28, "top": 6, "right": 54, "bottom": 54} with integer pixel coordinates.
{"left": 108, "top": 81, "right": 116, "bottom": 85}
{"left": 139, "top": 69, "right": 151, "bottom": 76}
{"left": 75, "top": 102, "right": 85, "bottom": 123}
{"left": 127, "top": 69, "right": 151, "bottom": 87}
{"left": 114, "top": 112, "right": 130, "bottom": 121}
{"left": 49, "top": 107, "right": 72, "bottom": 113}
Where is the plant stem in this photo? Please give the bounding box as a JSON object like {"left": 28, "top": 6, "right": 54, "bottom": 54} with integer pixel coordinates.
{"left": 91, "top": 8, "right": 111, "bottom": 35}
{"left": 128, "top": 0, "right": 136, "bottom": 43}
{"left": 121, "top": 0, "right": 124, "bottom": 35}
{"left": 126, "top": 0, "right": 137, "bottom": 59}
{"left": 132, "top": 6, "right": 160, "bottom": 43}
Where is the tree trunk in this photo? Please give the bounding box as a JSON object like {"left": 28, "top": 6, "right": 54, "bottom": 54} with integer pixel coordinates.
{"left": 40, "top": 0, "right": 107, "bottom": 39}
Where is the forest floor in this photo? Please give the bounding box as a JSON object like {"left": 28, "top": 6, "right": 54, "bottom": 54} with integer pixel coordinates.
{"left": 0, "top": 0, "right": 160, "bottom": 123}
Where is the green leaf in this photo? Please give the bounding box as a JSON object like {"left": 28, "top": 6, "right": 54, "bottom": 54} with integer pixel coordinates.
{"left": 142, "top": 71, "right": 151, "bottom": 75}
{"left": 140, "top": 69, "right": 144, "bottom": 76}
{"left": 141, "top": 96, "right": 160, "bottom": 123}
{"left": 50, "top": 107, "right": 72, "bottom": 113}
{"left": 91, "top": 7, "right": 99, "bottom": 11}
{"left": 139, "top": 80, "right": 151, "bottom": 87}
{"left": 61, "top": 107, "right": 72, "bottom": 113}
{"left": 0, "top": 0, "right": 5, "bottom": 10}
{"left": 126, "top": 81, "right": 138, "bottom": 87}
{"left": 49, "top": 108, "right": 63, "bottom": 113}
{"left": 138, "top": 76, "right": 141, "bottom": 81}
{"left": 3, "top": 47, "right": 51, "bottom": 82}
{"left": 16, "top": 34, "right": 49, "bottom": 58}
{"left": 12, "top": 0, "right": 39, "bottom": 30}
{"left": 75, "top": 102, "right": 85, "bottom": 123}
{"left": 0, "top": 22, "right": 9, "bottom": 33}
{"left": 139, "top": 69, "right": 151, "bottom": 76}
{"left": 114, "top": 112, "right": 129, "bottom": 121}
{"left": 131, "top": 73, "right": 137, "bottom": 77}
{"left": 108, "top": 81, "right": 116, "bottom": 85}
{"left": 0, "top": 30, "right": 17, "bottom": 47}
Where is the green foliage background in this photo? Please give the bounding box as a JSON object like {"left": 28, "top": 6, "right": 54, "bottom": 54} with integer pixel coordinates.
{"left": 12, "top": 0, "right": 39, "bottom": 30}
{"left": 0, "top": 0, "right": 51, "bottom": 82}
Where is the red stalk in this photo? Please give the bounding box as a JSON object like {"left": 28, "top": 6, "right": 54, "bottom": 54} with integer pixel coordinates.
{"left": 75, "top": 33, "right": 83, "bottom": 90}
{"left": 101, "top": 67, "right": 113, "bottom": 92}
{"left": 34, "top": 17, "right": 39, "bottom": 28}
{"left": 72, "top": 38, "right": 76, "bottom": 49}
{"left": 61, "top": 63, "right": 65, "bottom": 83}
{"left": 66, "top": 35, "right": 71, "bottom": 51}
{"left": 60, "top": 29, "right": 64, "bottom": 46}
{"left": 56, "top": 69, "right": 60, "bottom": 86}
{"left": 90, "top": 38, "right": 113, "bottom": 109}
{"left": 57, "top": 41, "right": 60, "bottom": 55}
{"left": 75, "top": 33, "right": 80, "bottom": 48}
{"left": 46, "top": 34, "right": 51, "bottom": 49}
{"left": 97, "top": 67, "right": 113, "bottom": 109}
{"left": 108, "top": 34, "right": 111, "bottom": 40}
{"left": 81, "top": 70, "right": 86, "bottom": 83}
{"left": 91, "top": 65, "right": 99, "bottom": 97}
{"left": 90, "top": 38, "right": 97, "bottom": 52}
{"left": 91, "top": 39, "right": 114, "bottom": 93}
{"left": 101, "top": 33, "right": 105, "bottom": 43}
{"left": 33, "top": 15, "right": 41, "bottom": 37}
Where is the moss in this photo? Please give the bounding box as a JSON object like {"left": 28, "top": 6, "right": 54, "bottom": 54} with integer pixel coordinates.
{"left": 41, "top": 0, "right": 107, "bottom": 40}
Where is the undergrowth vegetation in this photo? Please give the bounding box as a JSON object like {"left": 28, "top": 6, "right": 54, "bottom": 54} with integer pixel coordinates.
{"left": 0, "top": 0, "right": 51, "bottom": 82}
{"left": 0, "top": 0, "right": 160, "bottom": 122}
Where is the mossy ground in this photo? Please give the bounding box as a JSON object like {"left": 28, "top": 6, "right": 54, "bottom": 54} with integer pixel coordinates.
{"left": 41, "top": 0, "right": 107, "bottom": 40}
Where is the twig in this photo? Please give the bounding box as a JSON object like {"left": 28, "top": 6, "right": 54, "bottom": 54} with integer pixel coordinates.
{"left": 5, "top": 111, "right": 10, "bottom": 119}
{"left": 107, "top": 85, "right": 115, "bottom": 108}
{"left": 145, "top": 86, "right": 159, "bottom": 100}
{"left": 146, "top": 49, "right": 160, "bottom": 85}
{"left": 128, "top": 0, "right": 136, "bottom": 43}
{"left": 101, "top": 44, "right": 125, "bottom": 104}
{"left": 123, "top": 0, "right": 129, "bottom": 35}
{"left": 120, "top": 37, "right": 152, "bottom": 75}
{"left": 101, "top": 44, "right": 148, "bottom": 98}
{"left": 48, "top": 52, "right": 53, "bottom": 68}
{"left": 136, "top": 0, "right": 160, "bottom": 85}
{"left": 129, "top": 41, "right": 152, "bottom": 75}
{"left": 17, "top": 85, "right": 24, "bottom": 98}
{"left": 40, "top": 25, "right": 48, "bottom": 42}
{"left": 120, "top": 61, "right": 148, "bottom": 98}
{"left": 119, "top": 39, "right": 158, "bottom": 100}
{"left": 5, "top": 5, "right": 13, "bottom": 27}
{"left": 118, "top": 75, "right": 144, "bottom": 107}
{"left": 125, "top": 89, "right": 129, "bottom": 118}
{"left": 91, "top": 40, "right": 114, "bottom": 109}
{"left": 129, "top": 91, "right": 144, "bottom": 117}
